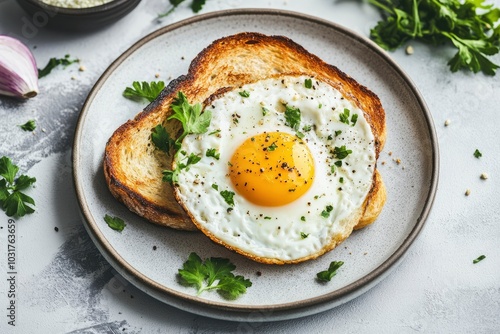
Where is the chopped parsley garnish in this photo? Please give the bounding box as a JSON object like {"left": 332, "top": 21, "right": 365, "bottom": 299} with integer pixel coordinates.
{"left": 320, "top": 205, "right": 334, "bottom": 218}
{"left": 334, "top": 160, "right": 343, "bottom": 167}
{"left": 0, "top": 156, "right": 36, "bottom": 217}
{"left": 212, "top": 184, "right": 218, "bottom": 191}
{"left": 239, "top": 90, "right": 250, "bottom": 98}
{"left": 284, "top": 105, "right": 301, "bottom": 131}
{"left": 163, "top": 153, "right": 201, "bottom": 184}
{"left": 104, "top": 214, "right": 126, "bottom": 232}
{"left": 19, "top": 120, "right": 36, "bottom": 132}
{"left": 333, "top": 145, "right": 353, "bottom": 159}
{"left": 339, "top": 108, "right": 350, "bottom": 125}
{"left": 474, "top": 149, "right": 482, "bottom": 158}
{"left": 335, "top": 130, "right": 342, "bottom": 136}
{"left": 330, "top": 165, "right": 336, "bottom": 174}
{"left": 304, "top": 78, "right": 313, "bottom": 89}
{"left": 264, "top": 216, "right": 272, "bottom": 220}
{"left": 339, "top": 177, "right": 344, "bottom": 183}
{"left": 303, "top": 125, "right": 312, "bottom": 132}
{"left": 123, "top": 81, "right": 165, "bottom": 102}
{"left": 267, "top": 142, "right": 278, "bottom": 151}
{"left": 178, "top": 252, "right": 252, "bottom": 299}
{"left": 296, "top": 131, "right": 305, "bottom": 139}
{"left": 301, "top": 216, "right": 306, "bottom": 221}
{"left": 351, "top": 113, "right": 358, "bottom": 126}
{"left": 220, "top": 190, "right": 235, "bottom": 206}
{"left": 316, "top": 261, "right": 344, "bottom": 282}
{"left": 327, "top": 135, "right": 333, "bottom": 140}
{"left": 151, "top": 124, "right": 174, "bottom": 154}
{"left": 262, "top": 107, "right": 269, "bottom": 116}
{"left": 158, "top": 0, "right": 207, "bottom": 18}
{"left": 206, "top": 148, "right": 220, "bottom": 160}
{"left": 319, "top": 103, "right": 323, "bottom": 109}
{"left": 300, "top": 232, "right": 309, "bottom": 239}
{"left": 38, "top": 54, "right": 79, "bottom": 78}
{"left": 473, "top": 255, "right": 486, "bottom": 264}
{"left": 208, "top": 129, "right": 221, "bottom": 136}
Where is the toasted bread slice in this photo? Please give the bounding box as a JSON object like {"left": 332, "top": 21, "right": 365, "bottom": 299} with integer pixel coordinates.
{"left": 104, "top": 32, "right": 386, "bottom": 232}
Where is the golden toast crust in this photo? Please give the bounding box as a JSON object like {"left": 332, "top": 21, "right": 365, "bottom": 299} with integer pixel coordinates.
{"left": 104, "top": 32, "right": 386, "bottom": 234}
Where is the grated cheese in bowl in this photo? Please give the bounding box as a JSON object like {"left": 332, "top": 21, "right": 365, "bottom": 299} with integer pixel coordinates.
{"left": 40, "top": 0, "right": 114, "bottom": 8}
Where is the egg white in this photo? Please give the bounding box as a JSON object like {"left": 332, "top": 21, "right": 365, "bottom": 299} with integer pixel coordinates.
{"left": 173, "top": 75, "right": 376, "bottom": 262}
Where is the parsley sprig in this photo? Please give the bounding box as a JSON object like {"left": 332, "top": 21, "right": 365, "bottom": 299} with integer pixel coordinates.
{"left": 367, "top": 0, "right": 500, "bottom": 75}
{"left": 123, "top": 81, "right": 165, "bottom": 102}
{"left": 38, "top": 54, "right": 79, "bottom": 78}
{"left": 178, "top": 252, "right": 252, "bottom": 299}
{"left": 163, "top": 152, "right": 201, "bottom": 184}
{"left": 159, "top": 0, "right": 207, "bottom": 18}
{"left": 317, "top": 261, "right": 344, "bottom": 282}
{"left": 0, "top": 156, "right": 36, "bottom": 217}
{"left": 20, "top": 120, "right": 36, "bottom": 132}
{"left": 104, "top": 214, "right": 126, "bottom": 232}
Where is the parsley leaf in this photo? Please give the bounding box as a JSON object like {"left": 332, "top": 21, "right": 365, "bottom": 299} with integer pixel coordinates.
{"left": 339, "top": 108, "right": 350, "bottom": 125}
{"left": 267, "top": 142, "right": 278, "bottom": 151}
{"left": 474, "top": 149, "right": 482, "bottom": 158}
{"left": 220, "top": 190, "right": 235, "bottom": 206}
{"left": 351, "top": 114, "right": 358, "bottom": 126}
{"left": 168, "top": 91, "right": 212, "bottom": 146}
{"left": 151, "top": 124, "right": 174, "bottom": 154}
{"left": 191, "top": 0, "right": 206, "bottom": 13}
{"left": 163, "top": 153, "right": 201, "bottom": 184}
{"left": 239, "top": 90, "right": 250, "bottom": 98}
{"left": 123, "top": 81, "right": 165, "bottom": 103}
{"left": 38, "top": 54, "right": 79, "bottom": 78}
{"left": 0, "top": 156, "right": 36, "bottom": 217}
{"left": 473, "top": 255, "right": 486, "bottom": 264}
{"left": 304, "top": 78, "right": 313, "bottom": 89}
{"left": 104, "top": 214, "right": 126, "bottom": 232}
{"left": 178, "top": 252, "right": 252, "bottom": 298}
{"left": 320, "top": 205, "right": 334, "bottom": 218}
{"left": 367, "top": 0, "right": 500, "bottom": 75}
{"left": 316, "top": 261, "right": 344, "bottom": 282}
{"left": 20, "top": 120, "right": 36, "bottom": 132}
{"left": 206, "top": 148, "right": 220, "bottom": 160}
{"left": 333, "top": 146, "right": 353, "bottom": 159}
{"left": 284, "top": 105, "right": 301, "bottom": 130}
{"left": 300, "top": 232, "right": 309, "bottom": 239}
{"left": 159, "top": 0, "right": 207, "bottom": 17}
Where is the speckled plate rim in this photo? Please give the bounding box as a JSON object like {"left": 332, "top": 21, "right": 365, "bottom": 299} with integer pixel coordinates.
{"left": 73, "top": 9, "right": 439, "bottom": 321}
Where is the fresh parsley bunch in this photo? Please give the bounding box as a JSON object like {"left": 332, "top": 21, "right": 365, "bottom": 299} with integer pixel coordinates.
{"left": 0, "top": 156, "right": 36, "bottom": 217}
{"left": 368, "top": 0, "right": 500, "bottom": 75}
{"left": 178, "top": 252, "right": 252, "bottom": 299}
{"left": 123, "top": 81, "right": 165, "bottom": 103}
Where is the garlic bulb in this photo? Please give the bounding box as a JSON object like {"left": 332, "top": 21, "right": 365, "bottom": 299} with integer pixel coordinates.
{"left": 0, "top": 36, "right": 39, "bottom": 99}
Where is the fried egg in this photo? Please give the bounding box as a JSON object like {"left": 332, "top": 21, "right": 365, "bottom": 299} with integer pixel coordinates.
{"left": 173, "top": 75, "right": 376, "bottom": 263}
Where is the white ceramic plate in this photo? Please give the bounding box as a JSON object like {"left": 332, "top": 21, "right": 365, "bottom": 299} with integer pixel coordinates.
{"left": 73, "top": 9, "right": 438, "bottom": 322}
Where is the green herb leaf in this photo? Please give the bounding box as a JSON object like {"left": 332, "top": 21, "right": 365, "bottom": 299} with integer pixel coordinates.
{"left": 220, "top": 190, "right": 235, "bottom": 206}
{"left": 334, "top": 161, "right": 343, "bottom": 167}
{"left": 262, "top": 107, "right": 269, "bottom": 116}
{"left": 301, "top": 216, "right": 306, "bottom": 221}
{"left": 38, "top": 54, "right": 79, "bottom": 78}
{"left": 0, "top": 156, "right": 36, "bottom": 217}
{"left": 168, "top": 91, "right": 212, "bottom": 145}
{"left": 178, "top": 252, "right": 252, "bottom": 298}
{"left": 339, "top": 108, "right": 350, "bottom": 125}
{"left": 304, "top": 78, "right": 313, "bottom": 89}
{"left": 212, "top": 184, "right": 218, "bottom": 191}
{"left": 151, "top": 124, "right": 174, "bottom": 154}
{"left": 320, "top": 205, "right": 334, "bottom": 218}
{"left": 335, "top": 130, "right": 342, "bottom": 137}
{"left": 191, "top": 0, "right": 206, "bottom": 13}
{"left": 473, "top": 255, "right": 486, "bottom": 264}
{"left": 474, "top": 149, "right": 482, "bottom": 158}
{"left": 206, "top": 148, "right": 220, "bottom": 160}
{"left": 239, "top": 90, "right": 250, "bottom": 98}
{"left": 163, "top": 153, "right": 201, "bottom": 184}
{"left": 123, "top": 81, "right": 165, "bottom": 103}
{"left": 367, "top": 0, "right": 500, "bottom": 75}
{"left": 104, "top": 214, "right": 126, "bottom": 231}
{"left": 20, "top": 120, "right": 36, "bottom": 132}
{"left": 267, "top": 142, "right": 278, "bottom": 151}
{"left": 300, "top": 232, "right": 309, "bottom": 239}
{"left": 303, "top": 125, "right": 312, "bottom": 132}
{"left": 316, "top": 261, "right": 344, "bottom": 282}
{"left": 333, "top": 145, "right": 353, "bottom": 159}
{"left": 351, "top": 114, "right": 358, "bottom": 126}
{"left": 284, "top": 105, "right": 301, "bottom": 130}
{"left": 209, "top": 129, "right": 221, "bottom": 136}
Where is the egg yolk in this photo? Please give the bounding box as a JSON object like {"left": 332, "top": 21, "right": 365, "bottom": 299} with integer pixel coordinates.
{"left": 229, "top": 132, "right": 315, "bottom": 206}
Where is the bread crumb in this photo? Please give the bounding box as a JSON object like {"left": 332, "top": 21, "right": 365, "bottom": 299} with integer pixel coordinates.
{"left": 388, "top": 151, "right": 393, "bottom": 156}
{"left": 480, "top": 173, "right": 488, "bottom": 180}
{"left": 155, "top": 73, "right": 160, "bottom": 78}
{"left": 465, "top": 189, "right": 471, "bottom": 196}
{"left": 395, "top": 158, "right": 401, "bottom": 165}
{"left": 405, "top": 45, "right": 414, "bottom": 55}
{"left": 444, "top": 119, "right": 451, "bottom": 126}
{"left": 381, "top": 161, "right": 386, "bottom": 165}
{"left": 79, "top": 65, "right": 86, "bottom": 72}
